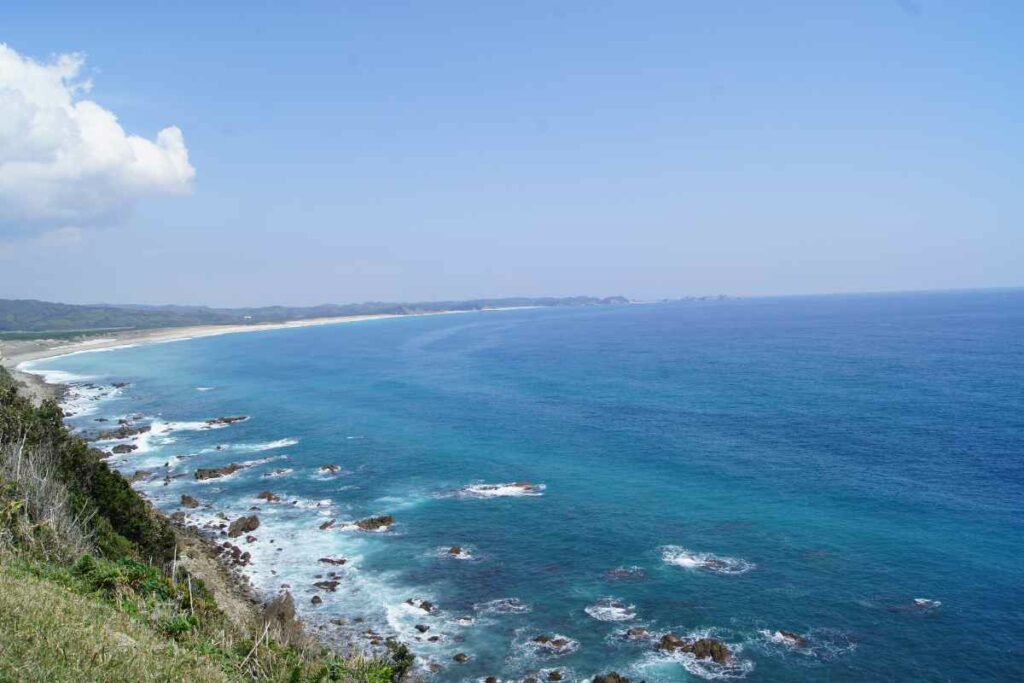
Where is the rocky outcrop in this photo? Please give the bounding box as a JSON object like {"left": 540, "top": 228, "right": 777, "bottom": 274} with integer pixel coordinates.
{"left": 532, "top": 634, "right": 575, "bottom": 654}
{"left": 111, "top": 443, "right": 137, "bottom": 454}
{"left": 775, "top": 630, "right": 809, "bottom": 648}
{"left": 313, "top": 580, "right": 340, "bottom": 592}
{"left": 604, "top": 566, "right": 647, "bottom": 580}
{"left": 355, "top": 515, "right": 394, "bottom": 531}
{"left": 318, "top": 556, "right": 347, "bottom": 565}
{"left": 181, "top": 494, "right": 200, "bottom": 509}
{"left": 624, "top": 627, "right": 650, "bottom": 640}
{"left": 195, "top": 463, "right": 245, "bottom": 480}
{"left": 453, "top": 653, "right": 469, "bottom": 663}
{"left": 227, "top": 515, "right": 260, "bottom": 538}
{"left": 205, "top": 416, "right": 248, "bottom": 426}
{"left": 593, "top": 674, "right": 632, "bottom": 683}
{"left": 319, "top": 519, "right": 336, "bottom": 531}
{"left": 261, "top": 592, "right": 305, "bottom": 646}
{"left": 319, "top": 464, "right": 341, "bottom": 474}
{"left": 405, "top": 598, "right": 434, "bottom": 613}
{"left": 658, "top": 634, "right": 731, "bottom": 663}
{"left": 95, "top": 424, "right": 151, "bottom": 441}
{"left": 256, "top": 490, "right": 280, "bottom": 502}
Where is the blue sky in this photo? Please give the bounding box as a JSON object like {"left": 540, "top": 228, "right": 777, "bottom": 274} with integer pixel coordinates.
{"left": 1, "top": 1, "right": 1021, "bottom": 305}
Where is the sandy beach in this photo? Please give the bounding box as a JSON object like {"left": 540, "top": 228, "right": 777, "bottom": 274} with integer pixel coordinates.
{"left": 0, "top": 309, "right": 486, "bottom": 404}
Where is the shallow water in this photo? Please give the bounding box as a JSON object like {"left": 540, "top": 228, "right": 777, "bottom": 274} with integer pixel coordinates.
{"left": 28, "top": 291, "right": 1024, "bottom": 680}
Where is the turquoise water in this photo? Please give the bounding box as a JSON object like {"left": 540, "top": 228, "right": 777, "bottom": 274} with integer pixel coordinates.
{"left": 28, "top": 291, "right": 1024, "bottom": 681}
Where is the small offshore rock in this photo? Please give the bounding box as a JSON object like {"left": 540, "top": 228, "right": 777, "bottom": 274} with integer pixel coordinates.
{"left": 355, "top": 515, "right": 394, "bottom": 531}
{"left": 181, "top": 494, "right": 200, "bottom": 509}
{"left": 228, "top": 515, "right": 260, "bottom": 538}
{"left": 206, "top": 415, "right": 248, "bottom": 426}
{"left": 593, "top": 674, "right": 632, "bottom": 683}
{"left": 195, "top": 463, "right": 245, "bottom": 480}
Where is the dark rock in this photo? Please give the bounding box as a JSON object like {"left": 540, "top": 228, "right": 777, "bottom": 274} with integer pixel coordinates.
{"left": 319, "top": 519, "right": 336, "bottom": 531}
{"left": 658, "top": 634, "right": 730, "bottom": 663}
{"left": 206, "top": 416, "right": 248, "bottom": 426}
{"left": 604, "top": 566, "right": 647, "bottom": 581}
{"left": 415, "top": 624, "right": 430, "bottom": 633}
{"left": 313, "top": 580, "right": 340, "bottom": 592}
{"left": 777, "top": 630, "right": 809, "bottom": 647}
{"left": 318, "top": 556, "right": 347, "bottom": 565}
{"left": 405, "top": 598, "right": 434, "bottom": 613}
{"left": 112, "top": 382, "right": 130, "bottom": 388}
{"left": 96, "top": 424, "right": 151, "bottom": 441}
{"left": 256, "top": 490, "right": 280, "bottom": 502}
{"left": 311, "top": 595, "right": 322, "bottom": 605}
{"left": 319, "top": 464, "right": 341, "bottom": 474}
{"left": 264, "top": 593, "right": 303, "bottom": 647}
{"left": 245, "top": 535, "right": 257, "bottom": 543}
{"left": 625, "top": 627, "right": 650, "bottom": 640}
{"left": 170, "top": 511, "right": 186, "bottom": 523}
{"left": 181, "top": 494, "right": 200, "bottom": 508}
{"left": 228, "top": 515, "right": 260, "bottom": 538}
{"left": 195, "top": 463, "right": 245, "bottom": 480}
{"left": 111, "top": 444, "right": 137, "bottom": 454}
{"left": 593, "top": 674, "right": 632, "bottom": 683}
{"left": 549, "top": 672, "right": 563, "bottom": 681}
{"left": 453, "top": 653, "right": 469, "bottom": 663}
{"left": 355, "top": 515, "right": 394, "bottom": 531}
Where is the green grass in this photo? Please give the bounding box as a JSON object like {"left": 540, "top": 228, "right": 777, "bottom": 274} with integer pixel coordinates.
{"left": 0, "top": 556, "right": 404, "bottom": 682}
{"left": 0, "top": 560, "right": 231, "bottom": 682}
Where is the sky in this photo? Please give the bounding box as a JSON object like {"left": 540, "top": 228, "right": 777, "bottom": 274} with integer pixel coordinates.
{"left": 0, "top": 1, "right": 1021, "bottom": 306}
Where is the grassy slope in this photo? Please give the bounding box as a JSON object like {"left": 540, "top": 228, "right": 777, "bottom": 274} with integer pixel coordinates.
{"left": 0, "top": 367, "right": 410, "bottom": 682}
{"left": 0, "top": 561, "right": 231, "bottom": 683}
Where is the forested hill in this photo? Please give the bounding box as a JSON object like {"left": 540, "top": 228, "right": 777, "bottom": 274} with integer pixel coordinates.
{"left": 0, "top": 296, "right": 630, "bottom": 333}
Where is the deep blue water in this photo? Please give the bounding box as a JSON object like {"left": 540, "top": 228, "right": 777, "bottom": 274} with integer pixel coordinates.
{"left": 28, "top": 291, "right": 1024, "bottom": 681}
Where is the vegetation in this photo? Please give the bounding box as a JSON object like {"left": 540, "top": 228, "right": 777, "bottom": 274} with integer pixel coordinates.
{"left": 0, "top": 367, "right": 409, "bottom": 682}
{"left": 0, "top": 295, "right": 630, "bottom": 334}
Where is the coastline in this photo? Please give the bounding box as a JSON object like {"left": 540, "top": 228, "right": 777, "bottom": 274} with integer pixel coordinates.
{"left": 0, "top": 307, "right": 523, "bottom": 404}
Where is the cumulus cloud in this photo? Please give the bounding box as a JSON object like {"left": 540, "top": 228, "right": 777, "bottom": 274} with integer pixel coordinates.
{"left": 0, "top": 43, "right": 194, "bottom": 234}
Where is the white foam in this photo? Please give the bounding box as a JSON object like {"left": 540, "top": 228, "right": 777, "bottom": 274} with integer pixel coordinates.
{"left": 913, "top": 598, "right": 941, "bottom": 609}
{"left": 458, "top": 482, "right": 545, "bottom": 498}
{"left": 661, "top": 546, "right": 755, "bottom": 575}
{"left": 241, "top": 454, "right": 290, "bottom": 468}
{"left": 215, "top": 438, "right": 298, "bottom": 453}
{"left": 759, "top": 630, "right": 805, "bottom": 649}
{"left": 584, "top": 598, "right": 636, "bottom": 622}
{"left": 261, "top": 468, "right": 294, "bottom": 478}
{"left": 196, "top": 386, "right": 215, "bottom": 391}
{"left": 474, "top": 597, "right": 531, "bottom": 615}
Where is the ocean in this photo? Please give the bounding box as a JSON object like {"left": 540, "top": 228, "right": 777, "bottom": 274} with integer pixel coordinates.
{"left": 23, "top": 290, "right": 1024, "bottom": 681}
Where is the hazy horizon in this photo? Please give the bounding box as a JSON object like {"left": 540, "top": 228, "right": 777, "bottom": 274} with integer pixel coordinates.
{"left": 2, "top": 2, "right": 1022, "bottom": 306}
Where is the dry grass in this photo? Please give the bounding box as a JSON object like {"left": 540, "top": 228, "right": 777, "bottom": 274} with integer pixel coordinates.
{"left": 0, "top": 436, "right": 93, "bottom": 562}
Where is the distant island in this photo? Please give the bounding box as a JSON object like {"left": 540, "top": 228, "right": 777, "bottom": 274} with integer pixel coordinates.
{"left": 0, "top": 295, "right": 631, "bottom": 337}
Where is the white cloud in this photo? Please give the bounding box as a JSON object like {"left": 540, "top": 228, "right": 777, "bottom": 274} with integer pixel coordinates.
{"left": 0, "top": 43, "right": 194, "bottom": 234}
